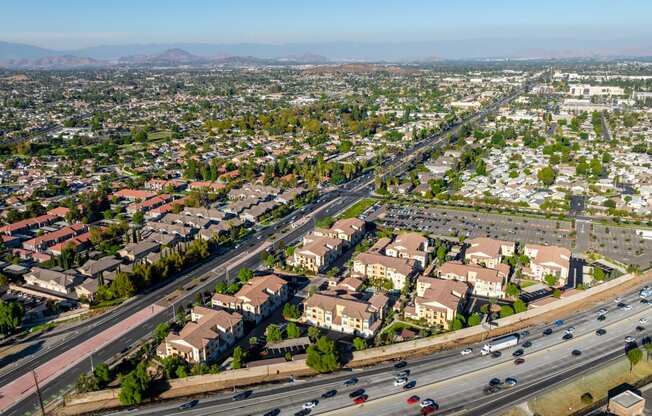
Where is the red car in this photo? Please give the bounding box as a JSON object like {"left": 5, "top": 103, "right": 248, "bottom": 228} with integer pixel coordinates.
{"left": 407, "top": 395, "right": 420, "bottom": 405}
{"left": 421, "top": 406, "right": 436, "bottom": 415}
{"left": 353, "top": 394, "right": 369, "bottom": 404}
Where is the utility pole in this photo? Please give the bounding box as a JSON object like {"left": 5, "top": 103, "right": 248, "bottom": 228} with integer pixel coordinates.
{"left": 33, "top": 370, "right": 45, "bottom": 416}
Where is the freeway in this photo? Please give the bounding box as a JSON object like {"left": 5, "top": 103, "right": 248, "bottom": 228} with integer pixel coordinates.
{"left": 2, "top": 81, "right": 532, "bottom": 416}
{"left": 112, "top": 284, "right": 652, "bottom": 416}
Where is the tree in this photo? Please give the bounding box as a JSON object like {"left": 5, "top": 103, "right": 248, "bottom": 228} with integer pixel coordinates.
{"left": 544, "top": 274, "right": 559, "bottom": 287}
{"left": 265, "top": 324, "right": 282, "bottom": 343}
{"left": 111, "top": 272, "right": 136, "bottom": 298}
{"left": 93, "top": 363, "right": 111, "bottom": 387}
{"left": 283, "top": 303, "right": 302, "bottom": 320}
{"left": 307, "top": 326, "right": 321, "bottom": 341}
{"left": 513, "top": 299, "right": 527, "bottom": 314}
{"left": 505, "top": 282, "right": 521, "bottom": 298}
{"left": 238, "top": 268, "right": 254, "bottom": 284}
{"left": 451, "top": 317, "right": 464, "bottom": 331}
{"left": 499, "top": 305, "right": 514, "bottom": 318}
{"left": 232, "top": 346, "right": 245, "bottom": 369}
{"left": 286, "top": 322, "right": 301, "bottom": 339}
{"left": 76, "top": 372, "right": 99, "bottom": 393}
{"left": 161, "top": 355, "right": 188, "bottom": 379}
{"left": 306, "top": 336, "right": 339, "bottom": 373}
{"left": 132, "top": 211, "right": 144, "bottom": 225}
{"left": 0, "top": 300, "right": 24, "bottom": 335}
{"left": 537, "top": 166, "right": 556, "bottom": 186}
{"left": 627, "top": 347, "right": 643, "bottom": 373}
{"left": 552, "top": 289, "right": 562, "bottom": 298}
{"left": 352, "top": 337, "right": 367, "bottom": 351}
{"left": 467, "top": 313, "right": 482, "bottom": 327}
{"left": 119, "top": 361, "right": 151, "bottom": 405}
{"left": 580, "top": 392, "right": 593, "bottom": 405}
{"left": 592, "top": 267, "right": 606, "bottom": 281}
{"left": 153, "top": 322, "right": 171, "bottom": 344}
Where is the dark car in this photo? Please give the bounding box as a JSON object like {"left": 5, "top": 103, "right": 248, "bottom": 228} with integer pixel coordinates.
{"left": 232, "top": 391, "right": 252, "bottom": 401}
{"left": 349, "top": 389, "right": 365, "bottom": 398}
{"left": 543, "top": 328, "right": 553, "bottom": 335}
{"left": 514, "top": 358, "right": 525, "bottom": 365}
{"left": 489, "top": 378, "right": 502, "bottom": 386}
{"left": 344, "top": 377, "right": 358, "bottom": 386}
{"left": 394, "top": 361, "right": 408, "bottom": 369}
{"left": 403, "top": 380, "right": 417, "bottom": 390}
{"left": 179, "top": 400, "right": 199, "bottom": 410}
{"left": 572, "top": 349, "right": 582, "bottom": 356}
{"left": 263, "top": 410, "right": 281, "bottom": 416}
{"left": 562, "top": 333, "right": 573, "bottom": 340}
{"left": 598, "top": 314, "right": 607, "bottom": 321}
{"left": 636, "top": 326, "right": 646, "bottom": 332}
{"left": 512, "top": 349, "right": 524, "bottom": 357}
{"left": 491, "top": 351, "right": 502, "bottom": 358}
{"left": 321, "top": 390, "right": 337, "bottom": 399}
{"left": 294, "top": 410, "right": 310, "bottom": 416}
{"left": 596, "top": 328, "right": 607, "bottom": 336}
{"left": 483, "top": 385, "right": 501, "bottom": 395}
{"left": 522, "top": 340, "right": 532, "bottom": 348}
{"left": 421, "top": 406, "right": 437, "bottom": 415}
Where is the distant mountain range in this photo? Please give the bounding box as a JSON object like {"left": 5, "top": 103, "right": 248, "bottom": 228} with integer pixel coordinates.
{"left": 2, "top": 38, "right": 652, "bottom": 68}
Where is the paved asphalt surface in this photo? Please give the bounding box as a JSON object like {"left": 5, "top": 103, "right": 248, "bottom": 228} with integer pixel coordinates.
{"left": 111, "top": 286, "right": 652, "bottom": 416}
{"left": 2, "top": 81, "right": 532, "bottom": 416}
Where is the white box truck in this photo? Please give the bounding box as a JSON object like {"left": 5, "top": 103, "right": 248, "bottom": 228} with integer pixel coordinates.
{"left": 481, "top": 334, "right": 519, "bottom": 355}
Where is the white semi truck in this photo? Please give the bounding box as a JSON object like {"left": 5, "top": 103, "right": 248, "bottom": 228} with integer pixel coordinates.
{"left": 481, "top": 334, "right": 519, "bottom": 355}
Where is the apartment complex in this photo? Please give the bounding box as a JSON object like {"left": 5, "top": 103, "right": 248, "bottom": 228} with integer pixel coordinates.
{"left": 437, "top": 261, "right": 508, "bottom": 298}
{"left": 405, "top": 277, "right": 469, "bottom": 329}
{"left": 157, "top": 306, "right": 244, "bottom": 363}
{"left": 352, "top": 252, "right": 417, "bottom": 290}
{"left": 464, "top": 237, "right": 515, "bottom": 269}
{"left": 384, "top": 232, "right": 430, "bottom": 269}
{"left": 302, "top": 292, "right": 388, "bottom": 338}
{"left": 523, "top": 244, "right": 572, "bottom": 286}
{"left": 211, "top": 274, "right": 290, "bottom": 323}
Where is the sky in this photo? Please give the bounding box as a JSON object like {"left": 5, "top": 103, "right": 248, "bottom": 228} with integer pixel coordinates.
{"left": 1, "top": 0, "right": 652, "bottom": 50}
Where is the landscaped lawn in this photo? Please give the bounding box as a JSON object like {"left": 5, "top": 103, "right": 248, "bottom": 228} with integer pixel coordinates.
{"left": 339, "top": 198, "right": 376, "bottom": 219}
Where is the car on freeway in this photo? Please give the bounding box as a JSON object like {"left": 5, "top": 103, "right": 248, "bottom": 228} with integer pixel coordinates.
{"left": 491, "top": 350, "right": 502, "bottom": 358}
{"left": 461, "top": 348, "right": 473, "bottom": 355}
{"left": 294, "top": 410, "right": 310, "bottom": 416}
{"left": 523, "top": 340, "right": 532, "bottom": 348}
{"left": 625, "top": 336, "right": 636, "bottom": 343}
{"left": 263, "top": 410, "right": 281, "bottom": 416}
{"left": 615, "top": 297, "right": 622, "bottom": 303}
{"left": 421, "top": 406, "right": 437, "bottom": 415}
{"left": 520, "top": 330, "right": 530, "bottom": 337}
{"left": 596, "top": 328, "right": 607, "bottom": 336}
{"left": 302, "top": 400, "right": 318, "bottom": 410}
{"left": 353, "top": 394, "right": 368, "bottom": 404}
{"left": 554, "top": 319, "right": 564, "bottom": 327}
{"left": 395, "top": 370, "right": 411, "bottom": 378}
{"left": 641, "top": 318, "right": 648, "bottom": 325}
{"left": 349, "top": 389, "right": 365, "bottom": 398}
{"left": 407, "top": 395, "right": 420, "bottom": 405}
{"left": 394, "top": 377, "right": 408, "bottom": 387}
{"left": 232, "top": 391, "right": 252, "bottom": 401}
{"left": 404, "top": 380, "right": 417, "bottom": 390}
{"left": 563, "top": 333, "right": 573, "bottom": 340}
{"left": 597, "top": 308, "right": 608, "bottom": 315}
{"left": 394, "top": 361, "right": 408, "bottom": 369}
{"left": 179, "top": 400, "right": 199, "bottom": 410}
{"left": 514, "top": 358, "right": 525, "bottom": 365}
{"left": 624, "top": 304, "right": 633, "bottom": 311}
{"left": 512, "top": 349, "right": 524, "bottom": 357}
{"left": 566, "top": 326, "right": 576, "bottom": 334}
{"left": 572, "top": 349, "right": 582, "bottom": 356}
{"left": 344, "top": 377, "right": 358, "bottom": 386}
{"left": 637, "top": 325, "right": 646, "bottom": 332}
{"left": 505, "top": 377, "right": 518, "bottom": 386}
{"left": 321, "top": 390, "right": 337, "bottom": 399}
{"left": 598, "top": 314, "right": 607, "bottom": 321}
{"left": 489, "top": 378, "right": 502, "bottom": 386}
{"left": 420, "top": 399, "right": 436, "bottom": 408}
{"left": 543, "top": 328, "right": 553, "bottom": 336}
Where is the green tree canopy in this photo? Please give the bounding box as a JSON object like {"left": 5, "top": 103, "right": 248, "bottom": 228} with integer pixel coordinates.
{"left": 0, "top": 300, "right": 24, "bottom": 335}
{"left": 306, "top": 336, "right": 339, "bottom": 373}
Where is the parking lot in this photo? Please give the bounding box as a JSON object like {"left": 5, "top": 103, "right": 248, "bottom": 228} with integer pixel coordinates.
{"left": 378, "top": 204, "right": 575, "bottom": 249}
{"left": 590, "top": 224, "right": 652, "bottom": 269}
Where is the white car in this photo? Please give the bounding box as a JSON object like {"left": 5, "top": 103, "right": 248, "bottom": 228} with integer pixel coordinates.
{"left": 302, "top": 400, "right": 318, "bottom": 410}
{"left": 597, "top": 308, "right": 608, "bottom": 315}
{"left": 394, "top": 377, "right": 408, "bottom": 386}
{"left": 461, "top": 348, "right": 473, "bottom": 356}
{"left": 625, "top": 336, "right": 636, "bottom": 343}
{"left": 640, "top": 318, "right": 648, "bottom": 325}
{"left": 420, "top": 399, "right": 435, "bottom": 408}
{"left": 624, "top": 304, "right": 633, "bottom": 311}
{"left": 565, "top": 327, "right": 575, "bottom": 335}
{"left": 614, "top": 297, "right": 622, "bottom": 303}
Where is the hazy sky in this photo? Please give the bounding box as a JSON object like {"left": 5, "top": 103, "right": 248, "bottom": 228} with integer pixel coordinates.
{"left": 2, "top": 0, "right": 652, "bottom": 49}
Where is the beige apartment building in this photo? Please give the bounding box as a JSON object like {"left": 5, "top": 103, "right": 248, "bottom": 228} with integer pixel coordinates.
{"left": 352, "top": 252, "right": 417, "bottom": 290}
{"left": 302, "top": 292, "right": 388, "bottom": 338}
{"left": 464, "top": 237, "right": 515, "bottom": 269}
{"left": 384, "top": 232, "right": 430, "bottom": 269}
{"left": 437, "top": 261, "right": 508, "bottom": 298}
{"left": 523, "top": 244, "right": 571, "bottom": 286}
{"left": 157, "top": 306, "right": 244, "bottom": 363}
{"left": 312, "top": 218, "right": 366, "bottom": 246}
{"left": 406, "top": 277, "right": 468, "bottom": 329}
{"left": 211, "top": 274, "right": 289, "bottom": 323}
{"left": 292, "top": 235, "right": 344, "bottom": 273}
